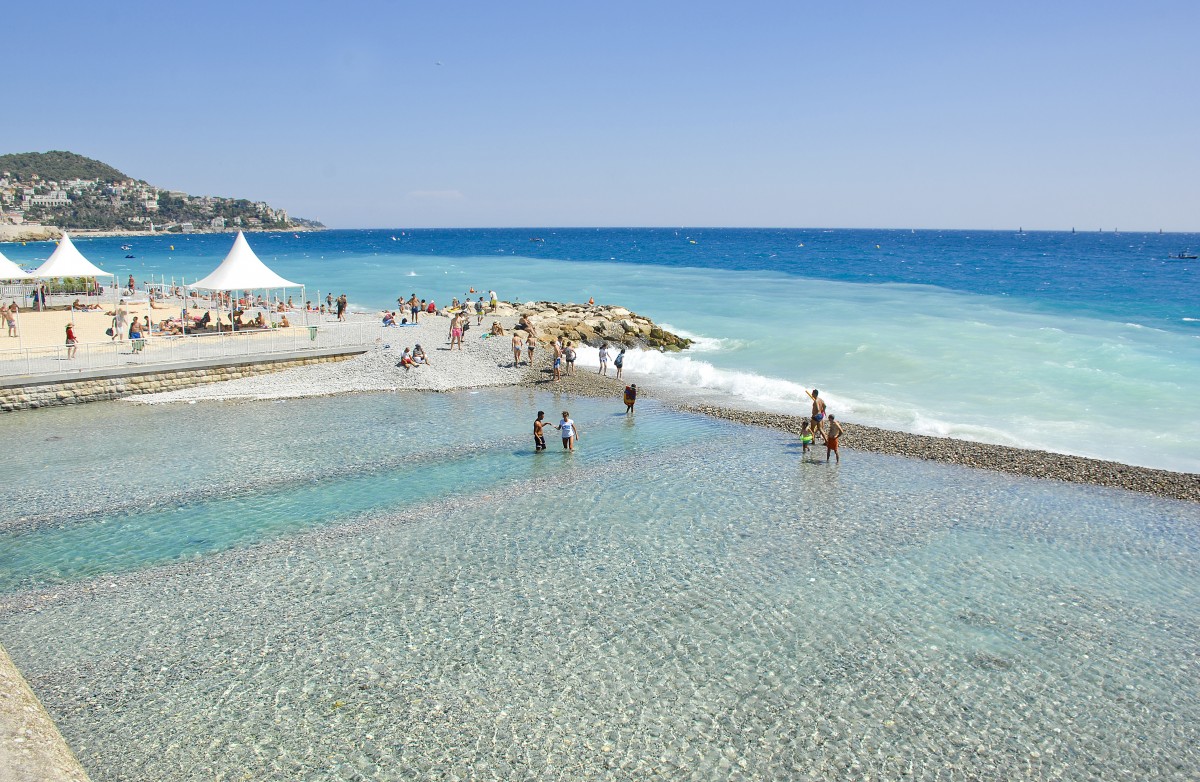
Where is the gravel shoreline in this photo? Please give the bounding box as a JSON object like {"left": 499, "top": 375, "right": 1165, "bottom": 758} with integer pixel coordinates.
{"left": 680, "top": 404, "right": 1200, "bottom": 503}
{"left": 131, "top": 310, "right": 1199, "bottom": 503}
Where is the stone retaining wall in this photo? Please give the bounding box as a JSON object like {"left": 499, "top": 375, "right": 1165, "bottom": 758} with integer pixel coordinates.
{"left": 0, "top": 354, "right": 356, "bottom": 413}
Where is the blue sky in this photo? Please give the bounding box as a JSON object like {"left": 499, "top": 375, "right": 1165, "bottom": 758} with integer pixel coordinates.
{"left": 5, "top": 1, "right": 1197, "bottom": 230}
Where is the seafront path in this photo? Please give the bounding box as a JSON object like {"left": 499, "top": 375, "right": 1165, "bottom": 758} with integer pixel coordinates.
{"left": 0, "top": 307, "right": 378, "bottom": 384}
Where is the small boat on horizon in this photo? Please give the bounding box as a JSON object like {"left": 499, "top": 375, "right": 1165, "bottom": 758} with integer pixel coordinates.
{"left": 1169, "top": 252, "right": 1197, "bottom": 260}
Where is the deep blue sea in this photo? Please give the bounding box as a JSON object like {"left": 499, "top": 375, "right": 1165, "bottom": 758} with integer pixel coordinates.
{"left": 6, "top": 227, "right": 1196, "bottom": 470}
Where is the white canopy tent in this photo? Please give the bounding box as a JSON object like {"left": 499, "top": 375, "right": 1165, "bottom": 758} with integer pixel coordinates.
{"left": 29, "top": 233, "right": 116, "bottom": 330}
{"left": 0, "top": 249, "right": 32, "bottom": 280}
{"left": 189, "top": 232, "right": 305, "bottom": 331}
{"left": 30, "top": 233, "right": 113, "bottom": 280}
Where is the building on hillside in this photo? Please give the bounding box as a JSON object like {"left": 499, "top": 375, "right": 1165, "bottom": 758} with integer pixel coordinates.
{"left": 180, "top": 222, "right": 194, "bottom": 233}
{"left": 211, "top": 217, "right": 226, "bottom": 230}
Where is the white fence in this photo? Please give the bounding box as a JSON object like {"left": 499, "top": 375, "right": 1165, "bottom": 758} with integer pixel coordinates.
{"left": 0, "top": 321, "right": 380, "bottom": 379}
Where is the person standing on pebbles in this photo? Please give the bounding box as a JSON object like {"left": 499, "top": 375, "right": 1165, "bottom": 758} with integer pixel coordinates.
{"left": 614, "top": 347, "right": 625, "bottom": 379}
{"left": 597, "top": 343, "right": 609, "bottom": 375}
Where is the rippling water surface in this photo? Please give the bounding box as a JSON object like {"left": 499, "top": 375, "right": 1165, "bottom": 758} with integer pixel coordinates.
{"left": 1, "top": 390, "right": 1197, "bottom": 780}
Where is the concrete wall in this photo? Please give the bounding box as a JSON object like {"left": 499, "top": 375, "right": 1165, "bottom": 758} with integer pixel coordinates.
{"left": 0, "top": 353, "right": 356, "bottom": 412}
{"left": 0, "top": 643, "right": 91, "bottom": 782}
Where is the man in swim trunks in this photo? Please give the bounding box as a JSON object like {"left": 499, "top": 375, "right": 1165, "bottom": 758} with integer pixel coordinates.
{"left": 533, "top": 411, "right": 547, "bottom": 451}
{"left": 810, "top": 389, "right": 826, "bottom": 440}
{"left": 825, "top": 414, "right": 844, "bottom": 464}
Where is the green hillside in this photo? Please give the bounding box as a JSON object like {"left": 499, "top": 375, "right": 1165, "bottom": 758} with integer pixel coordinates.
{"left": 0, "top": 151, "right": 131, "bottom": 183}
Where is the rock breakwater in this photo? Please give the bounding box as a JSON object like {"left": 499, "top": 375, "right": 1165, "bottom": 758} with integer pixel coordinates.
{"left": 471, "top": 301, "right": 691, "bottom": 351}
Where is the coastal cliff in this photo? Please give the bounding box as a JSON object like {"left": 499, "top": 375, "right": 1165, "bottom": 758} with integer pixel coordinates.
{"left": 0, "top": 150, "right": 322, "bottom": 235}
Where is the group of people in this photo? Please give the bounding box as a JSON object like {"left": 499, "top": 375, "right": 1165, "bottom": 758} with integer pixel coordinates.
{"left": 397, "top": 344, "right": 432, "bottom": 370}
{"left": 799, "top": 389, "right": 844, "bottom": 463}
{"left": 533, "top": 410, "right": 581, "bottom": 451}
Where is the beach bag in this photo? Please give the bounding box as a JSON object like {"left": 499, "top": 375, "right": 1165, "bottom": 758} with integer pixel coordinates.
{"left": 105, "top": 327, "right": 114, "bottom": 336}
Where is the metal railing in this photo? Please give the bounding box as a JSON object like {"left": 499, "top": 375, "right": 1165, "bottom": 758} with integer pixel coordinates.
{"left": 0, "top": 320, "right": 380, "bottom": 379}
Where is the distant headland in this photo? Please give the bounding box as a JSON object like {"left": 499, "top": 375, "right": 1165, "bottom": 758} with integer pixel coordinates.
{"left": 0, "top": 150, "right": 324, "bottom": 241}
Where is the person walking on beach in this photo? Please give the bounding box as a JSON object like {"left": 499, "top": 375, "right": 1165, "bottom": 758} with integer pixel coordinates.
{"left": 326, "top": 293, "right": 334, "bottom": 312}
{"left": 475, "top": 297, "right": 485, "bottom": 325}
{"left": 555, "top": 411, "right": 580, "bottom": 450}
{"left": 526, "top": 335, "right": 535, "bottom": 365}
{"left": 623, "top": 383, "right": 637, "bottom": 413}
{"left": 112, "top": 308, "right": 128, "bottom": 342}
{"left": 564, "top": 341, "right": 577, "bottom": 376}
{"left": 810, "top": 389, "right": 827, "bottom": 440}
{"left": 533, "top": 410, "right": 547, "bottom": 451}
{"left": 512, "top": 331, "right": 524, "bottom": 366}
{"left": 614, "top": 347, "right": 625, "bottom": 379}
{"left": 64, "top": 323, "right": 77, "bottom": 359}
{"left": 825, "top": 414, "right": 844, "bottom": 464}
{"left": 449, "top": 313, "right": 464, "bottom": 350}
{"left": 597, "top": 343, "right": 609, "bottom": 375}
{"left": 489, "top": 290, "right": 498, "bottom": 312}
{"left": 408, "top": 294, "right": 420, "bottom": 324}
{"left": 3, "top": 305, "right": 15, "bottom": 337}
{"left": 336, "top": 294, "right": 347, "bottom": 322}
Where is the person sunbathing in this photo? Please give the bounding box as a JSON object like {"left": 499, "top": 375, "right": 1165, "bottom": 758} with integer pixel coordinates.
{"left": 398, "top": 347, "right": 416, "bottom": 370}
{"left": 413, "top": 344, "right": 431, "bottom": 366}
{"left": 383, "top": 311, "right": 397, "bottom": 326}
{"left": 490, "top": 321, "right": 505, "bottom": 336}
{"left": 279, "top": 315, "right": 291, "bottom": 328}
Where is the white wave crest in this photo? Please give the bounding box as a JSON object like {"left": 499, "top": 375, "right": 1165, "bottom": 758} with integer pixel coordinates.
{"left": 657, "top": 322, "right": 748, "bottom": 353}
{"left": 571, "top": 345, "right": 817, "bottom": 411}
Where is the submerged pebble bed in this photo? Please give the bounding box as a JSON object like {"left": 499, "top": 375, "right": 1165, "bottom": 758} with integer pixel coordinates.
{"left": 0, "top": 392, "right": 1198, "bottom": 781}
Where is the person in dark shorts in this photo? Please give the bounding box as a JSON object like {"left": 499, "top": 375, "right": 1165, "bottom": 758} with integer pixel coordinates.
{"left": 533, "top": 411, "right": 547, "bottom": 451}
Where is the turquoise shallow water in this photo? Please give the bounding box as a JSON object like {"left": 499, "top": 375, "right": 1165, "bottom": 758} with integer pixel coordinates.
{"left": 0, "top": 389, "right": 1197, "bottom": 780}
